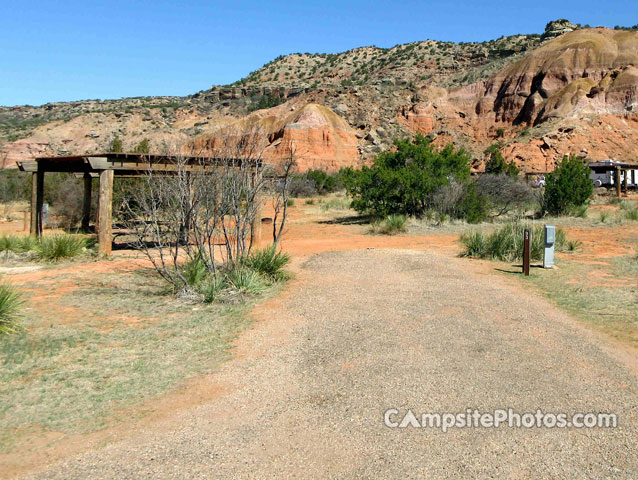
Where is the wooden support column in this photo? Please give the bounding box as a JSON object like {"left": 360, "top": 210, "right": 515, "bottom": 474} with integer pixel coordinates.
{"left": 97, "top": 170, "right": 114, "bottom": 256}
{"left": 623, "top": 169, "right": 629, "bottom": 196}
{"left": 616, "top": 166, "right": 622, "bottom": 197}
{"left": 30, "top": 169, "right": 44, "bottom": 236}
{"left": 251, "top": 198, "right": 263, "bottom": 247}
{"left": 81, "top": 174, "right": 92, "bottom": 231}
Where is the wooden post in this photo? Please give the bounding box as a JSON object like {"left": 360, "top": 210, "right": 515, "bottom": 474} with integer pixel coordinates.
{"left": 523, "top": 229, "right": 530, "bottom": 276}
{"left": 30, "top": 169, "right": 44, "bottom": 237}
{"left": 97, "top": 170, "right": 114, "bottom": 256}
{"left": 23, "top": 210, "right": 28, "bottom": 231}
{"left": 251, "top": 198, "right": 263, "bottom": 247}
{"left": 616, "top": 166, "right": 622, "bottom": 197}
{"left": 30, "top": 173, "right": 37, "bottom": 235}
{"left": 623, "top": 169, "right": 628, "bottom": 197}
{"left": 81, "top": 174, "right": 93, "bottom": 231}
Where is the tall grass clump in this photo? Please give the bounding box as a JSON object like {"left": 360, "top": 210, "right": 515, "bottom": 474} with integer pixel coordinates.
{"left": 36, "top": 235, "right": 86, "bottom": 261}
{"left": 243, "top": 246, "right": 291, "bottom": 281}
{"left": 320, "top": 197, "right": 351, "bottom": 211}
{"left": 181, "top": 255, "right": 209, "bottom": 287}
{"left": 0, "top": 235, "right": 37, "bottom": 253}
{"left": 226, "top": 267, "right": 265, "bottom": 295}
{"left": 0, "top": 284, "right": 23, "bottom": 335}
{"left": 368, "top": 214, "right": 408, "bottom": 235}
{"left": 624, "top": 208, "right": 638, "bottom": 221}
{"left": 461, "top": 222, "right": 568, "bottom": 261}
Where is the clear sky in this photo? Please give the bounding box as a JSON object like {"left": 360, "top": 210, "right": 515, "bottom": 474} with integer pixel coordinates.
{"left": 1, "top": 1, "right": 636, "bottom": 106}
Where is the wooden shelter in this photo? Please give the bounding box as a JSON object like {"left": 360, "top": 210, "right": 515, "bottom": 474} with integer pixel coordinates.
{"left": 17, "top": 153, "right": 264, "bottom": 256}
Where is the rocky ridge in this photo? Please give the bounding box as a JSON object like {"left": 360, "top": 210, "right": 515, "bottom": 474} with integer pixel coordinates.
{"left": 2, "top": 21, "right": 638, "bottom": 173}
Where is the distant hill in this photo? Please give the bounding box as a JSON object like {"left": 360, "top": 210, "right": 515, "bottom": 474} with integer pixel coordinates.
{"left": 3, "top": 20, "right": 638, "bottom": 172}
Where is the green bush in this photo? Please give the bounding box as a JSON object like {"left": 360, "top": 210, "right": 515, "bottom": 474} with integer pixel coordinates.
{"left": 0, "top": 284, "right": 23, "bottom": 335}
{"left": 243, "top": 246, "right": 290, "bottom": 281}
{"left": 0, "top": 170, "right": 31, "bottom": 204}
{"left": 343, "top": 135, "right": 471, "bottom": 218}
{"left": 542, "top": 155, "right": 593, "bottom": 215}
{"left": 484, "top": 144, "right": 519, "bottom": 177}
{"left": 461, "top": 222, "right": 568, "bottom": 262}
{"left": 36, "top": 235, "right": 87, "bottom": 261}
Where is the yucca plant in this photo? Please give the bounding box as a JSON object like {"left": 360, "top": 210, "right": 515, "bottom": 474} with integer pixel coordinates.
{"left": 0, "top": 284, "right": 23, "bottom": 335}
{"left": 0, "top": 235, "right": 36, "bottom": 253}
{"left": 460, "top": 232, "right": 487, "bottom": 257}
{"left": 380, "top": 214, "right": 408, "bottom": 234}
{"left": 243, "top": 246, "right": 290, "bottom": 281}
{"left": 199, "top": 276, "right": 228, "bottom": 303}
{"left": 36, "top": 235, "right": 86, "bottom": 261}
{"left": 181, "top": 255, "right": 209, "bottom": 287}
{"left": 226, "top": 267, "right": 264, "bottom": 295}
{"left": 368, "top": 214, "right": 408, "bottom": 235}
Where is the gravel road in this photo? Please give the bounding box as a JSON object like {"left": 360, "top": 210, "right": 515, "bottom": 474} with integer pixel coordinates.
{"left": 28, "top": 249, "right": 638, "bottom": 479}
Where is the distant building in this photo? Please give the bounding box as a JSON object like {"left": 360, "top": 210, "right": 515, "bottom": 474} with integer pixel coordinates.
{"left": 589, "top": 160, "right": 638, "bottom": 188}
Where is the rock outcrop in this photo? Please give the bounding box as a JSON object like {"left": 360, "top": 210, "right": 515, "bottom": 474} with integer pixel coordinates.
{"left": 191, "top": 103, "right": 360, "bottom": 172}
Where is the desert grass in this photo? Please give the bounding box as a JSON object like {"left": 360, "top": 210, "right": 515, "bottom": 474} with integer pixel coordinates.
{"left": 460, "top": 222, "right": 569, "bottom": 261}
{"left": 367, "top": 214, "right": 408, "bottom": 235}
{"left": 0, "top": 267, "right": 281, "bottom": 452}
{"left": 524, "top": 253, "right": 638, "bottom": 347}
{"left": 0, "top": 234, "right": 90, "bottom": 261}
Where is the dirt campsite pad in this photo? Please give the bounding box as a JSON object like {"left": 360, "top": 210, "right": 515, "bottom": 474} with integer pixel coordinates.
{"left": 18, "top": 248, "right": 638, "bottom": 479}
{"left": 1, "top": 196, "right": 638, "bottom": 478}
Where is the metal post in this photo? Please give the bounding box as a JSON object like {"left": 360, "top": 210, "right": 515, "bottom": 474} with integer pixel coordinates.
{"left": 523, "top": 229, "right": 530, "bottom": 276}
{"left": 543, "top": 225, "right": 555, "bottom": 269}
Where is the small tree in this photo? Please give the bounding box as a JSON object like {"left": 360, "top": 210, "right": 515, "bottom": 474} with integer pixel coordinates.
{"left": 133, "top": 139, "right": 150, "bottom": 154}
{"left": 110, "top": 136, "right": 123, "bottom": 153}
{"left": 542, "top": 155, "right": 593, "bottom": 215}
{"left": 343, "top": 135, "right": 471, "bottom": 217}
{"left": 484, "top": 144, "right": 519, "bottom": 177}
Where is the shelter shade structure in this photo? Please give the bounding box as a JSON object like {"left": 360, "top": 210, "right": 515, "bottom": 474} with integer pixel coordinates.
{"left": 17, "top": 153, "right": 265, "bottom": 256}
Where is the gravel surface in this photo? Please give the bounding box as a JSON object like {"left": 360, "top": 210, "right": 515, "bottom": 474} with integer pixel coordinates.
{"left": 27, "top": 249, "right": 638, "bottom": 479}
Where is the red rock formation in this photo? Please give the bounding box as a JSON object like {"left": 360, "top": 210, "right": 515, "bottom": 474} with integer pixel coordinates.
{"left": 192, "top": 103, "right": 360, "bottom": 172}
{"left": 400, "top": 28, "right": 638, "bottom": 172}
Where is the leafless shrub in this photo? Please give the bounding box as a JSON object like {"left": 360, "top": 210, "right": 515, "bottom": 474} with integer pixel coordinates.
{"left": 475, "top": 174, "right": 535, "bottom": 217}
{"left": 271, "top": 146, "right": 296, "bottom": 244}
{"left": 121, "top": 126, "right": 292, "bottom": 292}
{"left": 431, "top": 180, "right": 465, "bottom": 217}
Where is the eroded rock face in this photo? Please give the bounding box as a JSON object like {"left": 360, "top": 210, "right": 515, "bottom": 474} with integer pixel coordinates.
{"left": 399, "top": 28, "right": 638, "bottom": 171}
{"left": 191, "top": 103, "right": 360, "bottom": 172}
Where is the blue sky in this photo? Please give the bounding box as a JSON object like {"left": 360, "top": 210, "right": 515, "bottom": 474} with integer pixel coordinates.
{"left": 1, "top": 1, "right": 636, "bottom": 106}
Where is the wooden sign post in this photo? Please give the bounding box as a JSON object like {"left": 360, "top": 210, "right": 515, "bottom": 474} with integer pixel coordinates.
{"left": 523, "top": 229, "right": 530, "bottom": 276}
